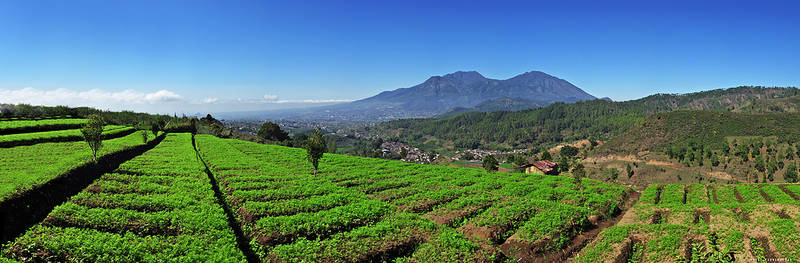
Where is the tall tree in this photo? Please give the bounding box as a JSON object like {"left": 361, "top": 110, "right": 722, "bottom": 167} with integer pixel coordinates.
{"left": 560, "top": 145, "right": 579, "bottom": 158}
{"left": 141, "top": 130, "right": 149, "bottom": 143}
{"left": 512, "top": 154, "right": 529, "bottom": 172}
{"left": 326, "top": 135, "right": 337, "bottom": 154}
{"left": 572, "top": 163, "right": 585, "bottom": 192}
{"left": 540, "top": 151, "right": 552, "bottom": 161}
{"left": 81, "top": 114, "right": 105, "bottom": 162}
{"left": 482, "top": 155, "right": 499, "bottom": 173}
{"left": 304, "top": 127, "right": 327, "bottom": 174}
{"left": 151, "top": 122, "right": 160, "bottom": 137}
{"left": 257, "top": 122, "right": 290, "bottom": 142}
{"left": 785, "top": 164, "right": 798, "bottom": 183}
{"left": 626, "top": 163, "right": 634, "bottom": 178}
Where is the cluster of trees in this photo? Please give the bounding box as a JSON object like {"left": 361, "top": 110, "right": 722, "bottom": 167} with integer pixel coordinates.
{"left": 665, "top": 140, "right": 722, "bottom": 168}
{"left": 664, "top": 137, "right": 800, "bottom": 183}
{"left": 0, "top": 103, "right": 188, "bottom": 128}
{"left": 375, "top": 86, "right": 800, "bottom": 151}
{"left": 380, "top": 100, "right": 647, "bottom": 150}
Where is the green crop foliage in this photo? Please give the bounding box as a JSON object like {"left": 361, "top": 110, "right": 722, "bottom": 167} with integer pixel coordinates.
{"left": 2, "top": 134, "right": 246, "bottom": 262}
{"left": 660, "top": 184, "right": 685, "bottom": 204}
{"left": 190, "top": 134, "right": 631, "bottom": 262}
{"left": 0, "top": 129, "right": 156, "bottom": 202}
{"left": 0, "top": 125, "right": 132, "bottom": 145}
{"left": 0, "top": 118, "right": 87, "bottom": 132}
{"left": 579, "top": 181, "right": 800, "bottom": 262}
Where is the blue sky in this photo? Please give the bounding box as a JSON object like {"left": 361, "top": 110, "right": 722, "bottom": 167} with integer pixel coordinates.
{"left": 0, "top": 0, "right": 798, "bottom": 113}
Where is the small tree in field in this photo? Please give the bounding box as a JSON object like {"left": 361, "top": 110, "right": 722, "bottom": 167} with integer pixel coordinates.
{"left": 304, "top": 127, "right": 327, "bottom": 174}
{"left": 141, "top": 130, "right": 149, "bottom": 143}
{"left": 81, "top": 114, "right": 104, "bottom": 162}
{"left": 572, "top": 163, "right": 586, "bottom": 193}
{"left": 482, "top": 155, "right": 498, "bottom": 173}
{"left": 151, "top": 122, "right": 160, "bottom": 137}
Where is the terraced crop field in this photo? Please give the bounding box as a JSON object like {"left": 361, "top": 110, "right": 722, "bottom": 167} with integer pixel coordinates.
{"left": 2, "top": 134, "right": 247, "bottom": 261}
{"left": 2, "top": 119, "right": 799, "bottom": 262}
{"left": 0, "top": 125, "right": 135, "bottom": 147}
{"left": 0, "top": 129, "right": 156, "bottom": 202}
{"left": 577, "top": 183, "right": 800, "bottom": 262}
{"left": 194, "top": 135, "right": 632, "bottom": 262}
{"left": 0, "top": 119, "right": 87, "bottom": 135}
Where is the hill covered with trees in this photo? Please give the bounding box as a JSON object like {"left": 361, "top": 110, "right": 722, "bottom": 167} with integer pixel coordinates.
{"left": 369, "top": 86, "right": 799, "bottom": 151}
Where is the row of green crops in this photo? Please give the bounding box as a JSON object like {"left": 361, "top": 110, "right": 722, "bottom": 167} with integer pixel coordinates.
{"left": 0, "top": 118, "right": 87, "bottom": 134}
{"left": 0, "top": 125, "right": 135, "bottom": 147}
{"left": 194, "top": 134, "right": 631, "bottom": 262}
{"left": 641, "top": 183, "right": 800, "bottom": 206}
{"left": 0, "top": 130, "right": 159, "bottom": 202}
{"left": 577, "top": 183, "right": 800, "bottom": 262}
{"left": 1, "top": 133, "right": 247, "bottom": 262}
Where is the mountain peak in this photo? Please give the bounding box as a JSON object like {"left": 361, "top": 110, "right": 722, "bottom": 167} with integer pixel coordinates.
{"left": 350, "top": 70, "right": 596, "bottom": 118}
{"left": 508, "top": 70, "right": 553, "bottom": 80}
{"left": 441, "top": 71, "right": 486, "bottom": 83}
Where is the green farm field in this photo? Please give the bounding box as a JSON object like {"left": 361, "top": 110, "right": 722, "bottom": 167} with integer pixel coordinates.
{"left": 0, "top": 129, "right": 157, "bottom": 202}
{"left": 576, "top": 184, "right": 800, "bottom": 262}
{"left": 1, "top": 119, "right": 800, "bottom": 262}
{"left": 193, "top": 135, "right": 631, "bottom": 262}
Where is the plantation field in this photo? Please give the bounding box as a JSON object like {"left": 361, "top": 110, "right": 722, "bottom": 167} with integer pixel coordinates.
{"left": 0, "top": 130, "right": 158, "bottom": 202}
{"left": 0, "top": 125, "right": 134, "bottom": 147}
{"left": 1, "top": 133, "right": 247, "bottom": 262}
{"left": 1, "top": 118, "right": 797, "bottom": 262}
{"left": 577, "top": 183, "right": 800, "bottom": 262}
{"left": 194, "top": 135, "right": 631, "bottom": 262}
{"left": 0, "top": 119, "right": 87, "bottom": 135}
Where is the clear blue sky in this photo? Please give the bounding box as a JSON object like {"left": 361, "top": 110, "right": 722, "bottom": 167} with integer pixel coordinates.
{"left": 1, "top": 0, "right": 798, "bottom": 113}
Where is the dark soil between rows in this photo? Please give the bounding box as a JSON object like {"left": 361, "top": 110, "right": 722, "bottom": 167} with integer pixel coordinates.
{"left": 733, "top": 188, "right": 745, "bottom": 203}
{"left": 193, "top": 134, "right": 259, "bottom": 263}
{"left": 759, "top": 188, "right": 774, "bottom": 202}
{"left": 751, "top": 236, "right": 780, "bottom": 260}
{"left": 693, "top": 209, "right": 710, "bottom": 224}
{"left": 614, "top": 237, "right": 644, "bottom": 263}
{"left": 777, "top": 185, "right": 800, "bottom": 200}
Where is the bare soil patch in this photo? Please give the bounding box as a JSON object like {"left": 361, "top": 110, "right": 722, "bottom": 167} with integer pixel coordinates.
{"left": 732, "top": 207, "right": 751, "bottom": 222}
{"left": 651, "top": 210, "right": 666, "bottom": 224}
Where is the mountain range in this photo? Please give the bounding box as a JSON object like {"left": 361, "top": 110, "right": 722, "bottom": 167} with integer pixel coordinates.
{"left": 217, "top": 70, "right": 596, "bottom": 121}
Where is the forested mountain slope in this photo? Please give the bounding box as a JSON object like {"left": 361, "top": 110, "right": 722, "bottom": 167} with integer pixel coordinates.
{"left": 369, "top": 86, "right": 799, "bottom": 150}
